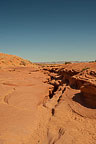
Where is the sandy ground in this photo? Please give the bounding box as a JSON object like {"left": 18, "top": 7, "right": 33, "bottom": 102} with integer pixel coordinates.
{"left": 0, "top": 67, "right": 51, "bottom": 144}
{"left": 0, "top": 53, "right": 96, "bottom": 144}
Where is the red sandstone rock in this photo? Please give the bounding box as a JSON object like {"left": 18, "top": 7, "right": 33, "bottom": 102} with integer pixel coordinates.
{"left": 0, "top": 53, "right": 96, "bottom": 144}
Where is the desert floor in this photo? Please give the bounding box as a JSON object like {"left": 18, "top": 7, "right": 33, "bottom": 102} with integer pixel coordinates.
{"left": 0, "top": 62, "right": 96, "bottom": 144}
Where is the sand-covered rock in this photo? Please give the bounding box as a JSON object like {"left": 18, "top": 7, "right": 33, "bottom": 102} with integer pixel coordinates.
{"left": 0, "top": 53, "right": 35, "bottom": 68}
{"left": 0, "top": 54, "right": 96, "bottom": 144}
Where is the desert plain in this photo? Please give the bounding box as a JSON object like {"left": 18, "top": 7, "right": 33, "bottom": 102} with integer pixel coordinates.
{"left": 0, "top": 53, "right": 96, "bottom": 144}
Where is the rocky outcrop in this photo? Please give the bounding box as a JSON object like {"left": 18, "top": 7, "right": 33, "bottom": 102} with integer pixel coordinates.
{"left": 81, "top": 83, "right": 96, "bottom": 108}
{"left": 43, "top": 64, "right": 96, "bottom": 109}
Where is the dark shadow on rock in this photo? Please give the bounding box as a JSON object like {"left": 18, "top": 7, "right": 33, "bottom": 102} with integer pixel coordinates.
{"left": 72, "top": 93, "right": 96, "bottom": 109}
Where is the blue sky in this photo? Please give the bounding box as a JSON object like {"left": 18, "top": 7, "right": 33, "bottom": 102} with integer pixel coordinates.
{"left": 0, "top": 0, "right": 96, "bottom": 62}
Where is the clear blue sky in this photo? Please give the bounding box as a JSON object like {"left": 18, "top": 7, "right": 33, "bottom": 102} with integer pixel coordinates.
{"left": 0, "top": 0, "right": 96, "bottom": 62}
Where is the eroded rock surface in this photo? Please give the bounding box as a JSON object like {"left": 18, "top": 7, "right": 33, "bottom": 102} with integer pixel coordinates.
{"left": 0, "top": 67, "right": 52, "bottom": 144}
{"left": 28, "top": 62, "right": 96, "bottom": 144}
{"left": 0, "top": 54, "right": 96, "bottom": 144}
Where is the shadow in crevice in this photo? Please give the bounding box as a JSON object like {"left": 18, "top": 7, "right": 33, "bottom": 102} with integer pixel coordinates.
{"left": 49, "top": 85, "right": 58, "bottom": 99}
{"left": 72, "top": 93, "right": 96, "bottom": 109}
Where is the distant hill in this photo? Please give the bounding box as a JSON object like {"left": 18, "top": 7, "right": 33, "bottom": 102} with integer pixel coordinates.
{"left": 36, "top": 61, "right": 88, "bottom": 64}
